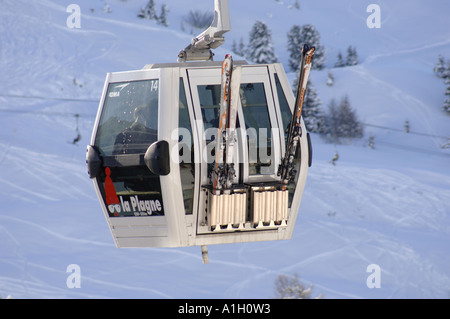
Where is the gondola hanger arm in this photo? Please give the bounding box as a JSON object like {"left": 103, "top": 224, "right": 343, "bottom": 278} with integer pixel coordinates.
{"left": 178, "top": 0, "right": 231, "bottom": 62}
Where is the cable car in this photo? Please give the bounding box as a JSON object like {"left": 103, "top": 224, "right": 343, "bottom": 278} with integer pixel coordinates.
{"left": 86, "top": 0, "right": 314, "bottom": 262}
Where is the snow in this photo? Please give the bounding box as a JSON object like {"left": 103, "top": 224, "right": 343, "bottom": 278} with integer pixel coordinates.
{"left": 1, "top": 0, "right": 449, "bottom": 299}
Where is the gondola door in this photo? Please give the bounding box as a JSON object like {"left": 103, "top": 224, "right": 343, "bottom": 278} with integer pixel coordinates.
{"left": 186, "top": 67, "right": 241, "bottom": 189}
{"left": 186, "top": 65, "right": 284, "bottom": 236}
{"left": 88, "top": 69, "right": 185, "bottom": 248}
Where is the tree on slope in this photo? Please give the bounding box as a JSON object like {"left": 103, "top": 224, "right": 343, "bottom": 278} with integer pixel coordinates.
{"left": 302, "top": 80, "right": 326, "bottom": 133}
{"left": 274, "top": 273, "right": 322, "bottom": 299}
{"left": 443, "top": 64, "right": 450, "bottom": 81}
{"left": 443, "top": 76, "right": 450, "bottom": 114}
{"left": 325, "top": 95, "right": 363, "bottom": 143}
{"left": 232, "top": 37, "right": 246, "bottom": 58}
{"left": 247, "top": 21, "right": 278, "bottom": 64}
{"left": 434, "top": 55, "right": 450, "bottom": 114}
{"left": 334, "top": 50, "right": 345, "bottom": 68}
{"left": 287, "top": 24, "right": 325, "bottom": 71}
{"left": 346, "top": 46, "right": 358, "bottom": 66}
{"left": 138, "top": 0, "right": 157, "bottom": 20}
{"left": 287, "top": 25, "right": 303, "bottom": 72}
{"left": 299, "top": 24, "right": 325, "bottom": 70}
{"left": 157, "top": 4, "right": 169, "bottom": 27}
{"left": 433, "top": 54, "right": 450, "bottom": 80}
{"left": 337, "top": 95, "right": 363, "bottom": 138}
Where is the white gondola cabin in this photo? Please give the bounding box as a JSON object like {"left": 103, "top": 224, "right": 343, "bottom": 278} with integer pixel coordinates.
{"left": 86, "top": 0, "right": 313, "bottom": 261}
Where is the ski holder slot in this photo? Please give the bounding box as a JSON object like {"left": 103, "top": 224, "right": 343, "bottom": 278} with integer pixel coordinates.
{"left": 201, "top": 183, "right": 288, "bottom": 233}
{"left": 250, "top": 184, "right": 288, "bottom": 228}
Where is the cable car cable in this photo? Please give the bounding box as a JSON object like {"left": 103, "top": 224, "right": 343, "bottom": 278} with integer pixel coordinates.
{"left": 363, "top": 122, "right": 448, "bottom": 139}
{"left": 0, "top": 106, "right": 96, "bottom": 118}
{"left": 0, "top": 93, "right": 98, "bottom": 103}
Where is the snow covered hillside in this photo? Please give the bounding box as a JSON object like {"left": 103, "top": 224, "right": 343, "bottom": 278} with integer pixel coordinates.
{"left": 0, "top": 0, "right": 449, "bottom": 299}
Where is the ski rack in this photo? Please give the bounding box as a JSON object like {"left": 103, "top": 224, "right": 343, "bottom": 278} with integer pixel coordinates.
{"left": 201, "top": 182, "right": 289, "bottom": 233}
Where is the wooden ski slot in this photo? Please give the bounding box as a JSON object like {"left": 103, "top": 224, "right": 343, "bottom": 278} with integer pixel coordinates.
{"left": 250, "top": 185, "right": 288, "bottom": 228}
{"left": 202, "top": 184, "right": 289, "bottom": 233}
{"left": 208, "top": 188, "right": 247, "bottom": 231}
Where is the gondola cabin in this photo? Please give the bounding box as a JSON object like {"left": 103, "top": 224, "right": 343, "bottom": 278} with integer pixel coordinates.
{"left": 86, "top": 0, "right": 313, "bottom": 261}
{"left": 87, "top": 61, "right": 311, "bottom": 246}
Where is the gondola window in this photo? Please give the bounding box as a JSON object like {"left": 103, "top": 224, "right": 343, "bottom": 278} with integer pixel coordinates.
{"left": 94, "top": 79, "right": 164, "bottom": 217}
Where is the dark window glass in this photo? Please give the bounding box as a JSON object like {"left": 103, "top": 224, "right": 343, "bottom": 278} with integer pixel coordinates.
{"left": 179, "top": 79, "right": 195, "bottom": 215}
{"left": 240, "top": 83, "right": 273, "bottom": 175}
{"left": 95, "top": 80, "right": 159, "bottom": 156}
{"left": 274, "top": 73, "right": 292, "bottom": 142}
{"left": 94, "top": 79, "right": 163, "bottom": 217}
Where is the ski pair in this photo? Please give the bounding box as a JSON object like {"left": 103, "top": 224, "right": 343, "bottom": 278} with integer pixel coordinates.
{"left": 211, "top": 54, "right": 242, "bottom": 191}
{"left": 279, "top": 45, "right": 315, "bottom": 191}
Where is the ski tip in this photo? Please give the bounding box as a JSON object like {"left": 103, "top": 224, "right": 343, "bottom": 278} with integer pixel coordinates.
{"left": 302, "top": 44, "right": 316, "bottom": 55}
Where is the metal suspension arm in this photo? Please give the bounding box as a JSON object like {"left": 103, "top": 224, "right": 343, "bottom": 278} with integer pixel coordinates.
{"left": 178, "top": 0, "right": 231, "bottom": 62}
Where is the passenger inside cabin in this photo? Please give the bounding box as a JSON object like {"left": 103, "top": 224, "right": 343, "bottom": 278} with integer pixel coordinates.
{"left": 113, "top": 102, "right": 157, "bottom": 155}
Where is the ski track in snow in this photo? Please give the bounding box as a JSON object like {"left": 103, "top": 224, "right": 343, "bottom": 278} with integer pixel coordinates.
{"left": 349, "top": 65, "right": 442, "bottom": 147}
{"left": 365, "top": 38, "right": 450, "bottom": 66}
{"left": 0, "top": 215, "right": 113, "bottom": 248}
{"left": 0, "top": 143, "right": 93, "bottom": 203}
{"left": 307, "top": 161, "right": 450, "bottom": 231}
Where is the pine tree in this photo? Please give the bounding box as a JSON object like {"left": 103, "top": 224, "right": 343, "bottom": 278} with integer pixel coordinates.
{"left": 157, "top": 4, "right": 169, "bottom": 27}
{"left": 324, "top": 95, "right": 363, "bottom": 143}
{"left": 326, "top": 71, "right": 334, "bottom": 86}
{"left": 183, "top": 9, "right": 214, "bottom": 30}
{"left": 442, "top": 61, "right": 450, "bottom": 80}
{"left": 346, "top": 46, "right": 358, "bottom": 66}
{"left": 287, "top": 25, "right": 303, "bottom": 72}
{"left": 325, "top": 98, "right": 340, "bottom": 143}
{"left": 247, "top": 21, "right": 277, "bottom": 64}
{"left": 368, "top": 135, "right": 375, "bottom": 149}
{"left": 404, "top": 119, "right": 410, "bottom": 133}
{"left": 334, "top": 51, "right": 345, "bottom": 68}
{"left": 443, "top": 76, "right": 450, "bottom": 114}
{"left": 299, "top": 24, "right": 325, "bottom": 70}
{"left": 287, "top": 24, "right": 325, "bottom": 71}
{"left": 337, "top": 95, "right": 363, "bottom": 139}
{"left": 232, "top": 37, "right": 246, "bottom": 58}
{"left": 103, "top": 4, "right": 112, "bottom": 13}
{"left": 274, "top": 274, "right": 321, "bottom": 299}
{"left": 302, "top": 80, "right": 326, "bottom": 133}
{"left": 138, "top": 0, "right": 157, "bottom": 20}
{"left": 232, "top": 39, "right": 238, "bottom": 55}
{"left": 238, "top": 37, "right": 246, "bottom": 58}
{"left": 434, "top": 55, "right": 446, "bottom": 78}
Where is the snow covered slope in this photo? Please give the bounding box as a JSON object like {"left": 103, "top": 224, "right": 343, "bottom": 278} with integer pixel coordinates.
{"left": 0, "top": 0, "right": 449, "bottom": 299}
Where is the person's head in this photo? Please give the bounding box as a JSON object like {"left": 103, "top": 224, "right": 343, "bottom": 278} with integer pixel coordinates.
{"left": 133, "top": 103, "right": 151, "bottom": 127}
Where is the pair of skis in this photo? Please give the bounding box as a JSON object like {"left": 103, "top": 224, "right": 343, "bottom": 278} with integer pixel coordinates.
{"left": 278, "top": 45, "right": 315, "bottom": 191}
{"left": 211, "top": 54, "right": 241, "bottom": 191}
{"left": 212, "top": 45, "right": 314, "bottom": 192}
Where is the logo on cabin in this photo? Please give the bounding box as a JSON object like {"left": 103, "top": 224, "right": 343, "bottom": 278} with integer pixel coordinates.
{"left": 103, "top": 167, "right": 164, "bottom": 217}
{"left": 104, "top": 167, "right": 121, "bottom": 216}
